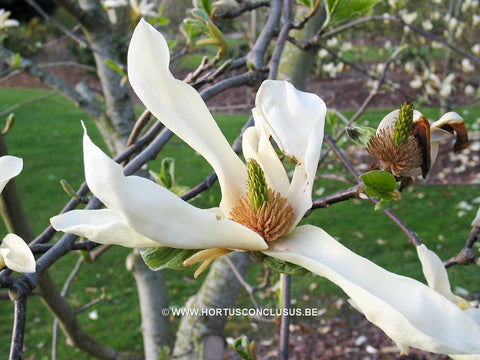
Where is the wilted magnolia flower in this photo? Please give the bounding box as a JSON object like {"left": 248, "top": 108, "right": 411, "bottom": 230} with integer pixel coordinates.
{"left": 0, "top": 156, "right": 36, "bottom": 273}
{"left": 51, "top": 20, "right": 480, "bottom": 357}
{"left": 365, "top": 104, "right": 468, "bottom": 178}
{"left": 0, "top": 9, "right": 19, "bottom": 29}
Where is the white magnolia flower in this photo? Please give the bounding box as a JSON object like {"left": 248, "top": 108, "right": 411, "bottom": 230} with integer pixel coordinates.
{"left": 366, "top": 108, "right": 468, "bottom": 178}
{"left": 0, "top": 234, "right": 36, "bottom": 273}
{"left": 0, "top": 156, "right": 36, "bottom": 273}
{"left": 0, "top": 9, "right": 19, "bottom": 29}
{"left": 416, "top": 245, "right": 480, "bottom": 360}
{"left": 51, "top": 19, "right": 480, "bottom": 357}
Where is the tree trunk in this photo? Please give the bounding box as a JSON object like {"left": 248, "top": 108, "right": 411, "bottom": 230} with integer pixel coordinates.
{"left": 172, "top": 252, "right": 252, "bottom": 359}
{"left": 126, "top": 252, "right": 174, "bottom": 359}
{"left": 277, "top": 5, "right": 326, "bottom": 90}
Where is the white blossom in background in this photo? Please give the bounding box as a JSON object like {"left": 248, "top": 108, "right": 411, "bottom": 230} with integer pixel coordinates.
{"left": 409, "top": 75, "right": 423, "bottom": 89}
{"left": 422, "top": 19, "right": 433, "bottom": 31}
{"left": 473, "top": 14, "right": 480, "bottom": 26}
{"left": 461, "top": 59, "right": 474, "bottom": 73}
{"left": 472, "top": 44, "right": 480, "bottom": 56}
{"left": 448, "top": 17, "right": 458, "bottom": 31}
{"left": 326, "top": 37, "right": 338, "bottom": 48}
{"left": 404, "top": 61, "right": 415, "bottom": 74}
{"left": 340, "top": 42, "right": 352, "bottom": 52}
{"left": 399, "top": 10, "right": 418, "bottom": 24}
{"left": 0, "top": 9, "right": 19, "bottom": 29}
{"left": 317, "top": 49, "right": 329, "bottom": 59}
{"left": 465, "top": 85, "right": 476, "bottom": 96}
{"left": 102, "top": 0, "right": 128, "bottom": 24}
{"left": 129, "top": 0, "right": 157, "bottom": 19}
{"left": 323, "top": 62, "right": 344, "bottom": 78}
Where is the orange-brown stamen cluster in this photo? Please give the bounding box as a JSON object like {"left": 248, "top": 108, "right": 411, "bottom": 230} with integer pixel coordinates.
{"left": 229, "top": 188, "right": 294, "bottom": 242}
{"left": 367, "top": 126, "right": 423, "bottom": 176}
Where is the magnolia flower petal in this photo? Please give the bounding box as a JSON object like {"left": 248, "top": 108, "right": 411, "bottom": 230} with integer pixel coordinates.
{"left": 50, "top": 209, "right": 160, "bottom": 248}
{"left": 0, "top": 155, "right": 22, "bottom": 193}
{"left": 264, "top": 225, "right": 480, "bottom": 355}
{"left": 253, "top": 80, "right": 325, "bottom": 223}
{"left": 242, "top": 126, "right": 289, "bottom": 196}
{"left": 377, "top": 109, "right": 424, "bottom": 132}
{"left": 431, "top": 112, "right": 468, "bottom": 153}
{"left": 416, "top": 244, "right": 458, "bottom": 303}
{"left": 0, "top": 234, "right": 35, "bottom": 273}
{"left": 82, "top": 130, "right": 267, "bottom": 251}
{"left": 128, "top": 19, "right": 246, "bottom": 212}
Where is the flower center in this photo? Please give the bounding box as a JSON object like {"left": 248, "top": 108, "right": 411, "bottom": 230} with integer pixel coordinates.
{"left": 367, "top": 127, "right": 423, "bottom": 176}
{"left": 229, "top": 159, "right": 294, "bottom": 242}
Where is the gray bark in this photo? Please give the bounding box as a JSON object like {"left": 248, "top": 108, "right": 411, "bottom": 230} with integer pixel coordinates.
{"left": 126, "top": 253, "right": 174, "bottom": 360}
{"left": 172, "top": 252, "right": 252, "bottom": 359}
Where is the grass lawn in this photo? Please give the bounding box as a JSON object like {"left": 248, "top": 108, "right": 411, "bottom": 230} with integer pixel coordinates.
{"left": 0, "top": 88, "right": 479, "bottom": 358}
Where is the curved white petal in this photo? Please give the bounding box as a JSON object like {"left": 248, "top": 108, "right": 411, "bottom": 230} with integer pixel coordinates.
{"left": 128, "top": 19, "right": 246, "bottom": 213}
{"left": 264, "top": 225, "right": 480, "bottom": 355}
{"left": 82, "top": 130, "right": 267, "bottom": 251}
{"left": 416, "top": 244, "right": 458, "bottom": 303}
{"left": 242, "top": 126, "right": 289, "bottom": 196}
{"left": 0, "top": 155, "right": 22, "bottom": 193}
{"left": 0, "top": 234, "right": 35, "bottom": 273}
{"left": 253, "top": 80, "right": 326, "bottom": 224}
{"left": 377, "top": 109, "right": 424, "bottom": 132}
{"left": 50, "top": 209, "right": 160, "bottom": 248}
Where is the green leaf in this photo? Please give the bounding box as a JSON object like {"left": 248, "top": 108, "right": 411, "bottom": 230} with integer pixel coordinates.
{"left": 263, "top": 255, "right": 310, "bottom": 275}
{"left": 361, "top": 170, "right": 401, "bottom": 211}
{"left": 140, "top": 247, "right": 198, "bottom": 271}
{"left": 105, "top": 59, "right": 127, "bottom": 78}
{"left": 346, "top": 126, "right": 376, "bottom": 146}
{"left": 200, "top": 0, "right": 212, "bottom": 15}
{"left": 191, "top": 8, "right": 211, "bottom": 23}
{"left": 375, "top": 199, "right": 391, "bottom": 211}
{"left": 361, "top": 170, "right": 397, "bottom": 196}
{"left": 233, "top": 336, "right": 255, "bottom": 360}
{"left": 12, "top": 53, "right": 21, "bottom": 68}
{"left": 326, "top": 0, "right": 379, "bottom": 25}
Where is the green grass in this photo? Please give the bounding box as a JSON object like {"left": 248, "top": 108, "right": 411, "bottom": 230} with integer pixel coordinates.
{"left": 0, "top": 88, "right": 479, "bottom": 358}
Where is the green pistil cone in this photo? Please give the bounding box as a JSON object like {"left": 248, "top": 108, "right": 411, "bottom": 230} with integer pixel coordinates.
{"left": 393, "top": 102, "right": 414, "bottom": 146}
{"left": 247, "top": 159, "right": 269, "bottom": 211}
